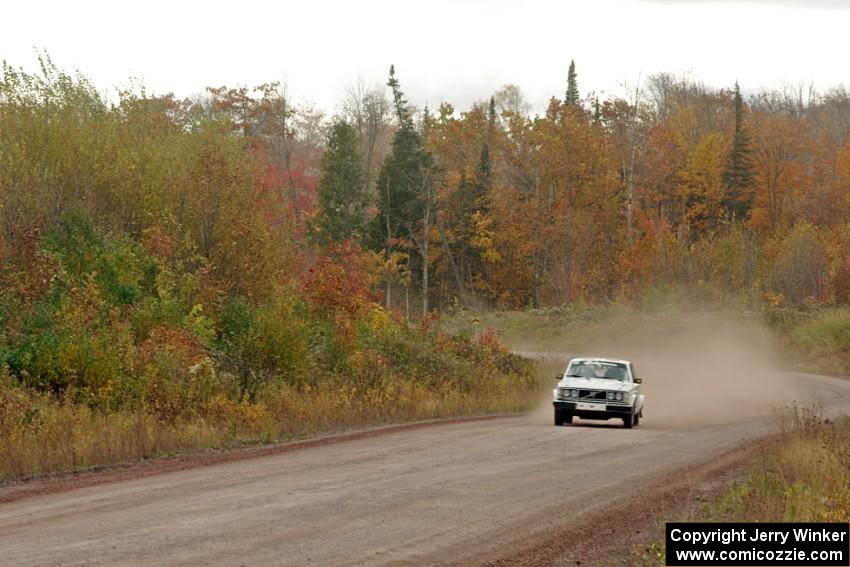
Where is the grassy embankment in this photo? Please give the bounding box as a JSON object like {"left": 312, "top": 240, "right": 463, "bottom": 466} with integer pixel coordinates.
{"left": 0, "top": 335, "right": 540, "bottom": 482}
{"left": 766, "top": 306, "right": 850, "bottom": 375}
{"left": 0, "top": 348, "right": 539, "bottom": 482}
{"left": 634, "top": 408, "right": 850, "bottom": 564}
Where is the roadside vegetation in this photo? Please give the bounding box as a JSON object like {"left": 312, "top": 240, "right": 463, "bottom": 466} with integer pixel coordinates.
{"left": 0, "top": 208, "right": 536, "bottom": 480}
{"left": 635, "top": 407, "right": 850, "bottom": 565}
{"left": 0, "top": 339, "right": 535, "bottom": 480}
{"left": 767, "top": 306, "right": 850, "bottom": 375}
{"left": 714, "top": 407, "right": 850, "bottom": 523}
{"left": 0, "top": 215, "right": 537, "bottom": 480}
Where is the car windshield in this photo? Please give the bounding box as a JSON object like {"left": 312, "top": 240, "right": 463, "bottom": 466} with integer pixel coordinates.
{"left": 565, "top": 361, "right": 629, "bottom": 381}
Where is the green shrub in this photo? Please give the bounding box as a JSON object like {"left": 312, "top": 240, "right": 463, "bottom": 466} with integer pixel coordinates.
{"left": 789, "top": 308, "right": 850, "bottom": 373}
{"left": 216, "top": 294, "right": 309, "bottom": 395}
{"left": 42, "top": 212, "right": 155, "bottom": 307}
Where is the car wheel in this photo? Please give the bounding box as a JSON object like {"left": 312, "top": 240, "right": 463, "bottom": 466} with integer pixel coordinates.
{"left": 554, "top": 409, "right": 564, "bottom": 426}
{"left": 633, "top": 410, "right": 640, "bottom": 426}
{"left": 563, "top": 413, "right": 573, "bottom": 424}
{"left": 623, "top": 409, "right": 634, "bottom": 429}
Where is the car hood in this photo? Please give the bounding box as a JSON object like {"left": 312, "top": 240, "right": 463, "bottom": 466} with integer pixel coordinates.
{"left": 557, "top": 377, "right": 637, "bottom": 392}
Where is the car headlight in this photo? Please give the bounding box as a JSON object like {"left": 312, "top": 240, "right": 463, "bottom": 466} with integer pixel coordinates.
{"left": 616, "top": 392, "right": 624, "bottom": 401}
{"left": 570, "top": 389, "right": 579, "bottom": 398}
{"left": 606, "top": 391, "right": 615, "bottom": 400}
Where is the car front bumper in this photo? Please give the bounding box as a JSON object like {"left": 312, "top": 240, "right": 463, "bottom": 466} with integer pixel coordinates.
{"left": 553, "top": 400, "right": 633, "bottom": 420}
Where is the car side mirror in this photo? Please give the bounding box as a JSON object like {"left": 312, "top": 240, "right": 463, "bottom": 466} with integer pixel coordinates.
{"left": 634, "top": 378, "right": 643, "bottom": 384}
{"left": 555, "top": 373, "right": 563, "bottom": 381}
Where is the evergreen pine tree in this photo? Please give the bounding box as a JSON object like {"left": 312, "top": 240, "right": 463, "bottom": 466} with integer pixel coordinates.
{"left": 473, "top": 96, "right": 497, "bottom": 210}
{"left": 371, "top": 65, "right": 436, "bottom": 313}
{"left": 387, "top": 64, "right": 414, "bottom": 130}
{"left": 316, "top": 120, "right": 367, "bottom": 244}
{"left": 565, "top": 60, "right": 580, "bottom": 106}
{"left": 722, "top": 81, "right": 756, "bottom": 220}
{"left": 371, "top": 66, "right": 427, "bottom": 250}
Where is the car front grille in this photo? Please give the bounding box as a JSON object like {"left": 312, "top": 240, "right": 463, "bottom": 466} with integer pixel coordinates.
{"left": 559, "top": 388, "right": 629, "bottom": 405}
{"left": 579, "top": 389, "right": 607, "bottom": 401}
{"left": 560, "top": 388, "right": 607, "bottom": 401}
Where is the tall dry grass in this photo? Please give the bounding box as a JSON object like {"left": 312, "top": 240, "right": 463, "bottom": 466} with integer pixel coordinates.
{"left": 708, "top": 406, "right": 850, "bottom": 523}
{"left": 0, "top": 361, "right": 540, "bottom": 481}
{"left": 634, "top": 406, "right": 850, "bottom": 565}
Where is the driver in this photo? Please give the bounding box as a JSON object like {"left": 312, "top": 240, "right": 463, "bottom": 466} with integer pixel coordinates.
{"left": 593, "top": 364, "right": 608, "bottom": 378}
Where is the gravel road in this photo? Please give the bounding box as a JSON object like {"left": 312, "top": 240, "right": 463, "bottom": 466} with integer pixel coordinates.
{"left": 1, "top": 370, "right": 848, "bottom": 566}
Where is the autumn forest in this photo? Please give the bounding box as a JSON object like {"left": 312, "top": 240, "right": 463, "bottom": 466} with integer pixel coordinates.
{"left": 1, "top": 55, "right": 849, "bottom": 477}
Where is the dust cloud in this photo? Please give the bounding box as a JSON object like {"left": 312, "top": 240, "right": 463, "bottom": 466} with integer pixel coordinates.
{"left": 524, "top": 313, "right": 814, "bottom": 427}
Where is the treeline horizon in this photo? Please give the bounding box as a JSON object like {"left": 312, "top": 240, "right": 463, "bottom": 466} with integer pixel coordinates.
{"left": 3, "top": 54, "right": 850, "bottom": 318}
{"left": 90, "top": 68, "right": 848, "bottom": 126}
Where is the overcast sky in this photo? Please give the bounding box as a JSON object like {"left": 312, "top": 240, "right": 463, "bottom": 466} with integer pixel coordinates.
{"left": 3, "top": 0, "right": 848, "bottom": 114}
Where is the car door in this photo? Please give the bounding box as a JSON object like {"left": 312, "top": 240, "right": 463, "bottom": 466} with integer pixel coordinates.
{"left": 629, "top": 362, "right": 644, "bottom": 412}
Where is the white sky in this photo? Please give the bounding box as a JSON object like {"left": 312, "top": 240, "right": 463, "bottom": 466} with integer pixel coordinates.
{"left": 3, "top": 0, "right": 848, "bottom": 114}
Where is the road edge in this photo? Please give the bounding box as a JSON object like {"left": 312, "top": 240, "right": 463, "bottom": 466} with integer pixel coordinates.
{"left": 0, "top": 413, "right": 518, "bottom": 505}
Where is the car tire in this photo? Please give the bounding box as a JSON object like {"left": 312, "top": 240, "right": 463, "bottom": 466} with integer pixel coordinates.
{"left": 623, "top": 409, "right": 634, "bottom": 429}
{"left": 563, "top": 413, "right": 573, "bottom": 424}
{"left": 633, "top": 411, "right": 640, "bottom": 426}
{"left": 554, "top": 409, "right": 564, "bottom": 426}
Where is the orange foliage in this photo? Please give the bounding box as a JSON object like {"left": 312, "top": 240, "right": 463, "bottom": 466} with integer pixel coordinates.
{"left": 300, "top": 242, "right": 378, "bottom": 318}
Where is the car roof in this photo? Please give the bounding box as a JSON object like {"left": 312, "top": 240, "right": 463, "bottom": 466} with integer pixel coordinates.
{"left": 569, "top": 357, "right": 632, "bottom": 365}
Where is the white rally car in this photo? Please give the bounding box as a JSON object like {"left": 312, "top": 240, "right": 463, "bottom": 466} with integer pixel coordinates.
{"left": 553, "top": 357, "right": 645, "bottom": 428}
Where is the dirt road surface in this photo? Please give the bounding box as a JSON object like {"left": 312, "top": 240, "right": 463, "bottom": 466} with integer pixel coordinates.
{"left": 1, "top": 369, "right": 849, "bottom": 566}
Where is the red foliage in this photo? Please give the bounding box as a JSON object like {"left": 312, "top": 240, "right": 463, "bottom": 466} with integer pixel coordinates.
{"left": 251, "top": 151, "right": 318, "bottom": 239}
{"left": 141, "top": 225, "right": 177, "bottom": 261}
{"left": 476, "top": 326, "right": 507, "bottom": 353}
{"left": 136, "top": 325, "right": 207, "bottom": 369}
{"left": 0, "top": 224, "right": 57, "bottom": 305}
{"left": 300, "top": 242, "right": 377, "bottom": 318}
{"left": 281, "top": 154, "right": 319, "bottom": 220}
